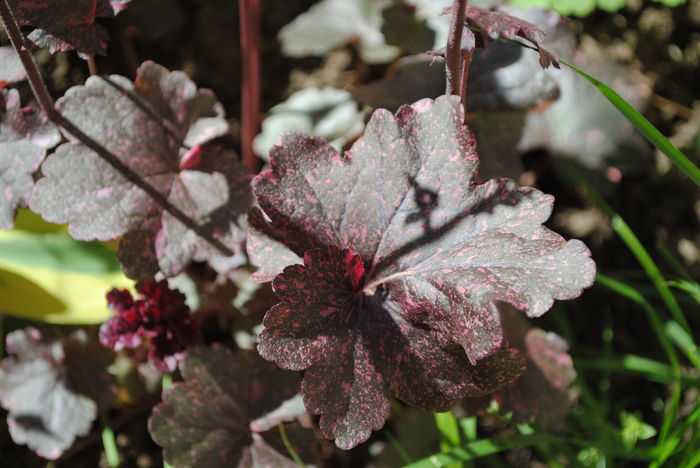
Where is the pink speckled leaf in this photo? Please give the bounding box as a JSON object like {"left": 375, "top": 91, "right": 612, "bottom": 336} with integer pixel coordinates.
{"left": 463, "top": 305, "right": 577, "bottom": 428}
{"left": 149, "top": 345, "right": 308, "bottom": 468}
{"left": 250, "top": 95, "right": 595, "bottom": 448}
{"left": 29, "top": 61, "right": 249, "bottom": 279}
{"left": 9, "top": 0, "right": 133, "bottom": 55}
{"left": 0, "top": 328, "right": 115, "bottom": 460}
{"left": 257, "top": 246, "right": 525, "bottom": 449}
{"left": 0, "top": 89, "right": 60, "bottom": 229}
{"left": 431, "top": 5, "right": 559, "bottom": 70}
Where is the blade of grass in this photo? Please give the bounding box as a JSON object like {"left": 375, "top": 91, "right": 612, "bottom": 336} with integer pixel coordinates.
{"left": 405, "top": 433, "right": 653, "bottom": 467}
{"left": 595, "top": 274, "right": 682, "bottom": 462}
{"left": 488, "top": 35, "right": 700, "bottom": 186}
{"left": 656, "top": 242, "right": 695, "bottom": 282}
{"left": 161, "top": 374, "right": 173, "bottom": 468}
{"left": 385, "top": 429, "right": 414, "bottom": 465}
{"left": 574, "top": 355, "right": 700, "bottom": 386}
{"left": 567, "top": 165, "right": 692, "bottom": 337}
{"left": 665, "top": 321, "right": 700, "bottom": 370}
{"left": 435, "top": 411, "right": 463, "bottom": 468}
{"left": 278, "top": 422, "right": 306, "bottom": 468}
{"left": 560, "top": 60, "right": 700, "bottom": 187}
{"left": 669, "top": 280, "right": 700, "bottom": 305}
{"left": 100, "top": 412, "right": 121, "bottom": 468}
{"left": 457, "top": 417, "right": 476, "bottom": 468}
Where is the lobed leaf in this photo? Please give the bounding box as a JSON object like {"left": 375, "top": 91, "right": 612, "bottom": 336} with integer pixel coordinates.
{"left": 278, "top": 0, "right": 399, "bottom": 64}
{"left": 30, "top": 61, "right": 250, "bottom": 279}
{"left": 430, "top": 4, "right": 560, "bottom": 70}
{"left": 0, "top": 328, "right": 115, "bottom": 459}
{"left": 9, "top": 0, "right": 133, "bottom": 55}
{"left": 0, "top": 46, "right": 26, "bottom": 85}
{"left": 249, "top": 95, "right": 595, "bottom": 447}
{"left": 149, "top": 345, "right": 308, "bottom": 468}
{"left": 464, "top": 305, "right": 578, "bottom": 428}
{"left": 0, "top": 89, "right": 61, "bottom": 229}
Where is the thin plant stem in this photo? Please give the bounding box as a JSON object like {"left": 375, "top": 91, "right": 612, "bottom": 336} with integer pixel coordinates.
{"left": 57, "top": 116, "right": 234, "bottom": 256}
{"left": 277, "top": 422, "right": 306, "bottom": 468}
{"left": 445, "top": 0, "right": 468, "bottom": 96}
{"left": 87, "top": 56, "right": 98, "bottom": 76}
{"left": 0, "top": 0, "right": 58, "bottom": 121}
{"left": 0, "top": 0, "right": 234, "bottom": 258}
{"left": 239, "top": 0, "right": 261, "bottom": 173}
{"left": 100, "top": 412, "right": 121, "bottom": 468}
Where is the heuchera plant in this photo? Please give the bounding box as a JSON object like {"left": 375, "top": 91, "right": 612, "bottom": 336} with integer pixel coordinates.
{"left": 0, "top": 0, "right": 598, "bottom": 464}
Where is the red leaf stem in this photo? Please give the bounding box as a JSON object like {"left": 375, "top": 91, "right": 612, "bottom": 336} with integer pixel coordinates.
{"left": 239, "top": 0, "right": 261, "bottom": 174}
{"left": 445, "top": 0, "right": 468, "bottom": 97}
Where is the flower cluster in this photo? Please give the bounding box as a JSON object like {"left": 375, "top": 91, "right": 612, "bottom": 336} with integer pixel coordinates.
{"left": 99, "top": 280, "right": 199, "bottom": 372}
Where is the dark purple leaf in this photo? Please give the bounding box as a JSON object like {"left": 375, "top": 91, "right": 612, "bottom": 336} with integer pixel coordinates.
{"left": 463, "top": 305, "right": 577, "bottom": 428}
{"left": 0, "top": 89, "right": 60, "bottom": 229}
{"left": 358, "top": 9, "right": 568, "bottom": 114}
{"left": 464, "top": 5, "right": 560, "bottom": 69}
{"left": 9, "top": 0, "right": 133, "bottom": 55}
{"left": 0, "top": 47, "right": 26, "bottom": 85}
{"left": 431, "top": 5, "right": 560, "bottom": 69}
{"left": 148, "top": 345, "right": 308, "bottom": 468}
{"left": 249, "top": 95, "right": 595, "bottom": 448}
{"left": 0, "top": 328, "right": 115, "bottom": 459}
{"left": 29, "top": 61, "right": 250, "bottom": 279}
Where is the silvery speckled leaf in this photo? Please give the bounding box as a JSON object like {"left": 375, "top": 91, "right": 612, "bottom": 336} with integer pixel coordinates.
{"left": 29, "top": 61, "right": 249, "bottom": 279}
{"left": 254, "top": 88, "right": 365, "bottom": 160}
{"left": 0, "top": 328, "right": 115, "bottom": 459}
{"left": 279, "top": 0, "right": 399, "bottom": 64}
{"left": 0, "top": 47, "right": 26, "bottom": 84}
{"left": 0, "top": 89, "right": 60, "bottom": 229}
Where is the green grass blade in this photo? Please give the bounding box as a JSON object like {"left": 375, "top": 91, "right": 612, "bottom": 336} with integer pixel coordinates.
{"left": 435, "top": 411, "right": 463, "bottom": 468}
{"left": 100, "top": 412, "right": 121, "bottom": 468}
{"left": 385, "top": 430, "right": 414, "bottom": 465}
{"left": 669, "top": 280, "right": 700, "bottom": 305}
{"left": 656, "top": 242, "right": 695, "bottom": 282}
{"left": 561, "top": 60, "right": 700, "bottom": 187}
{"left": 596, "top": 274, "right": 683, "bottom": 459}
{"left": 278, "top": 422, "right": 306, "bottom": 468}
{"left": 566, "top": 166, "right": 692, "bottom": 336}
{"left": 405, "top": 433, "right": 653, "bottom": 467}
{"left": 665, "top": 321, "right": 700, "bottom": 369}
